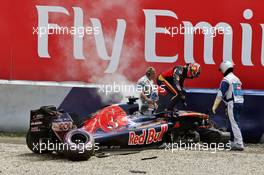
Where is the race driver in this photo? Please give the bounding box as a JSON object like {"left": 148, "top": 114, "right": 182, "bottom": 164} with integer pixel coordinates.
{"left": 137, "top": 67, "right": 158, "bottom": 115}
{"left": 157, "top": 63, "right": 201, "bottom": 111}
{"left": 212, "top": 61, "right": 244, "bottom": 151}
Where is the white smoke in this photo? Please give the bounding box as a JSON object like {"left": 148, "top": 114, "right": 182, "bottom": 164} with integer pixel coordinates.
{"left": 92, "top": 1, "right": 143, "bottom": 104}
{"left": 96, "top": 74, "right": 140, "bottom": 104}
{"left": 53, "top": 1, "right": 143, "bottom": 104}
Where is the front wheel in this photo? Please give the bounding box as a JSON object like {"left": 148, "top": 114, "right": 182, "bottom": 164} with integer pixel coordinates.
{"left": 171, "top": 129, "right": 200, "bottom": 144}
{"left": 199, "top": 128, "right": 230, "bottom": 145}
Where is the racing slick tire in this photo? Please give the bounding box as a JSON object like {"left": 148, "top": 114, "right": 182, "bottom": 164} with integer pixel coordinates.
{"left": 199, "top": 128, "right": 230, "bottom": 145}
{"left": 172, "top": 129, "right": 200, "bottom": 143}
{"left": 63, "top": 129, "right": 94, "bottom": 161}
{"left": 189, "top": 130, "right": 200, "bottom": 143}
{"left": 26, "top": 130, "right": 51, "bottom": 154}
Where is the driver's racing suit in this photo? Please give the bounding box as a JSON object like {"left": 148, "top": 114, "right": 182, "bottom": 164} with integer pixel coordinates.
{"left": 157, "top": 66, "right": 186, "bottom": 110}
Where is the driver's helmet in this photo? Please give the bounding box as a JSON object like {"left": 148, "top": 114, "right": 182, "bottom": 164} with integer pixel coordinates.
{"left": 186, "top": 63, "right": 201, "bottom": 78}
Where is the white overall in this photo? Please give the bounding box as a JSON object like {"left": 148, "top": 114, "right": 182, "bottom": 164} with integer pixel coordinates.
{"left": 137, "top": 75, "right": 158, "bottom": 115}
{"left": 218, "top": 73, "right": 244, "bottom": 147}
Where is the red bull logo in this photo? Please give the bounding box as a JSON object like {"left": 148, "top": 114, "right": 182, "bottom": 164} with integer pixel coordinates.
{"left": 128, "top": 124, "right": 168, "bottom": 145}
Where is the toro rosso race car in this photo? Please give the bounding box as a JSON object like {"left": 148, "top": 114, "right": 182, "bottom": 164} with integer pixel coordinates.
{"left": 26, "top": 97, "right": 230, "bottom": 161}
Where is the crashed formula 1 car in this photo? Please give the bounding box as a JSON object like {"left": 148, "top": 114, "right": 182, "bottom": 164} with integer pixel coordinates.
{"left": 26, "top": 97, "right": 230, "bottom": 161}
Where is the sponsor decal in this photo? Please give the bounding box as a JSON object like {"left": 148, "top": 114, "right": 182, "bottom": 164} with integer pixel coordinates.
{"left": 52, "top": 121, "right": 73, "bottom": 131}
{"left": 31, "top": 126, "right": 40, "bottom": 132}
{"left": 30, "top": 121, "right": 43, "bottom": 126}
{"left": 32, "top": 114, "right": 44, "bottom": 121}
{"left": 128, "top": 129, "right": 147, "bottom": 145}
{"left": 84, "top": 105, "right": 128, "bottom": 133}
{"left": 128, "top": 124, "right": 168, "bottom": 145}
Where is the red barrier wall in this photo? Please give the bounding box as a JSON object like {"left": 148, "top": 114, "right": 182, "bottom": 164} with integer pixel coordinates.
{"left": 0, "top": 0, "right": 264, "bottom": 89}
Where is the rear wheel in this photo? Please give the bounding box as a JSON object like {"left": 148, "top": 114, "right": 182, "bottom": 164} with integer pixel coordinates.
{"left": 63, "top": 129, "right": 94, "bottom": 161}
{"left": 26, "top": 130, "right": 50, "bottom": 154}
